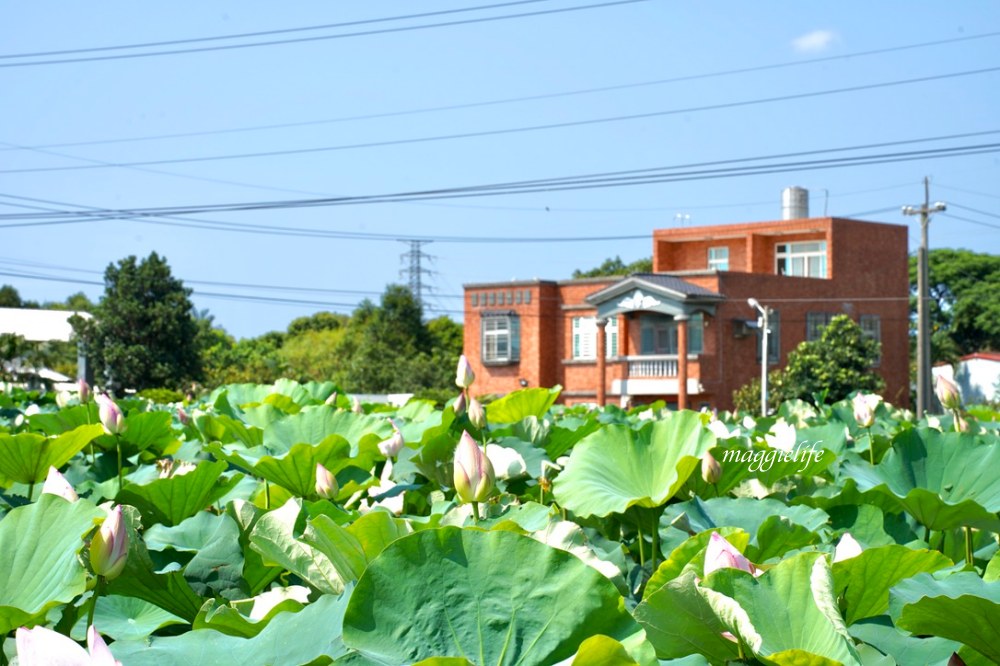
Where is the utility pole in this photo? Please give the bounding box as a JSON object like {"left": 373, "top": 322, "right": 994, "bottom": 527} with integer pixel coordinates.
{"left": 748, "top": 298, "right": 771, "bottom": 416}
{"left": 902, "top": 177, "right": 945, "bottom": 419}
{"left": 398, "top": 240, "right": 435, "bottom": 312}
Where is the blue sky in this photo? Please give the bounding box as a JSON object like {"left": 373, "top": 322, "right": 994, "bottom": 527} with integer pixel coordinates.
{"left": 2, "top": 1, "right": 998, "bottom": 339}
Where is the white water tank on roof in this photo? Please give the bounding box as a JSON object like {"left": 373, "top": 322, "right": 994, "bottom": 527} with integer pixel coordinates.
{"left": 782, "top": 186, "right": 809, "bottom": 220}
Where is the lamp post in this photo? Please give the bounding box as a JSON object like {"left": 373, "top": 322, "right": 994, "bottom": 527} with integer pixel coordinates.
{"left": 748, "top": 298, "right": 771, "bottom": 416}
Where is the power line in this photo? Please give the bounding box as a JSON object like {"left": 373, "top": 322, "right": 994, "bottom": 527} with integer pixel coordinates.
{"left": 6, "top": 66, "right": 999, "bottom": 175}
{"left": 948, "top": 202, "right": 1000, "bottom": 221}
{"left": 0, "top": 1, "right": 556, "bottom": 59}
{"left": 5, "top": 30, "right": 997, "bottom": 153}
{"left": 0, "top": 0, "right": 647, "bottom": 68}
{"left": 2, "top": 136, "right": 998, "bottom": 225}
{"left": 940, "top": 212, "right": 1000, "bottom": 231}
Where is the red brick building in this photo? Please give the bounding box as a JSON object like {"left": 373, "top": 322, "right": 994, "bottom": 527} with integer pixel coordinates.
{"left": 463, "top": 215, "right": 910, "bottom": 410}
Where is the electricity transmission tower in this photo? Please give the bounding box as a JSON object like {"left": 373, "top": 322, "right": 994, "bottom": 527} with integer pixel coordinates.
{"left": 399, "top": 240, "right": 435, "bottom": 312}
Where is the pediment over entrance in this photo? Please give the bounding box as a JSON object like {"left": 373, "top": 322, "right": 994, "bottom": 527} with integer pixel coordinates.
{"left": 585, "top": 274, "right": 723, "bottom": 320}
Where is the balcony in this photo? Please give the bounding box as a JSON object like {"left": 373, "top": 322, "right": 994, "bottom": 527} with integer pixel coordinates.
{"left": 613, "top": 354, "right": 702, "bottom": 396}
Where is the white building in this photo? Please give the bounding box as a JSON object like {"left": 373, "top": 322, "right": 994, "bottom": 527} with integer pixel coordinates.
{"left": 933, "top": 352, "right": 1000, "bottom": 406}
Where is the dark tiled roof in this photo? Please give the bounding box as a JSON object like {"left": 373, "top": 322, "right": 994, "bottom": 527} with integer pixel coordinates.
{"left": 629, "top": 273, "right": 722, "bottom": 298}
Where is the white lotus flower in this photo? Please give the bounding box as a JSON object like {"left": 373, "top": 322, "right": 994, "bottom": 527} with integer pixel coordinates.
{"left": 764, "top": 419, "right": 796, "bottom": 452}
{"left": 834, "top": 532, "right": 864, "bottom": 562}
{"left": 16, "top": 625, "right": 120, "bottom": 666}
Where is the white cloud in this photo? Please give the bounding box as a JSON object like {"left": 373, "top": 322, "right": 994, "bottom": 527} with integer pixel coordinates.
{"left": 792, "top": 29, "right": 839, "bottom": 53}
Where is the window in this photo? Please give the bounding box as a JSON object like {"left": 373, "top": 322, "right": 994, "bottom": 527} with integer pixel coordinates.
{"left": 708, "top": 246, "right": 729, "bottom": 271}
{"left": 471, "top": 293, "right": 478, "bottom": 307}
{"left": 806, "top": 312, "right": 835, "bottom": 341}
{"left": 639, "top": 314, "right": 704, "bottom": 355}
{"left": 571, "top": 317, "right": 618, "bottom": 359}
{"left": 755, "top": 310, "right": 780, "bottom": 365}
{"left": 481, "top": 313, "right": 520, "bottom": 364}
{"left": 860, "top": 314, "right": 882, "bottom": 366}
{"left": 523, "top": 290, "right": 532, "bottom": 304}
{"left": 776, "top": 241, "right": 827, "bottom": 278}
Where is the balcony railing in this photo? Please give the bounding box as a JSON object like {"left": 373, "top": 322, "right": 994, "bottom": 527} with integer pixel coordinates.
{"left": 626, "top": 355, "right": 678, "bottom": 378}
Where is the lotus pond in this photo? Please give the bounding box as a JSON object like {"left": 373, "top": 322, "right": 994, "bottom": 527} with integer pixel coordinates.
{"left": 0, "top": 378, "right": 999, "bottom": 665}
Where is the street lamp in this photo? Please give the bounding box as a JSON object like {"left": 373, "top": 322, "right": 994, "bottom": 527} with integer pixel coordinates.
{"left": 748, "top": 298, "right": 771, "bottom": 416}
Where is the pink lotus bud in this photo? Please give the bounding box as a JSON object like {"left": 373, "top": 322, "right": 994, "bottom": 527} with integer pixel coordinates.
{"left": 96, "top": 394, "right": 126, "bottom": 435}
{"left": 704, "top": 532, "right": 758, "bottom": 577}
{"left": 453, "top": 391, "right": 467, "bottom": 416}
{"left": 352, "top": 397, "right": 364, "bottom": 415}
{"left": 455, "top": 355, "right": 475, "bottom": 389}
{"left": 177, "top": 407, "right": 190, "bottom": 426}
{"left": 935, "top": 375, "right": 962, "bottom": 411}
{"left": 377, "top": 419, "right": 405, "bottom": 458}
{"left": 90, "top": 505, "right": 128, "bottom": 580}
{"left": 701, "top": 452, "right": 722, "bottom": 484}
{"left": 42, "top": 466, "right": 78, "bottom": 502}
{"left": 315, "top": 462, "right": 338, "bottom": 499}
{"left": 852, "top": 393, "right": 881, "bottom": 428}
{"left": 15, "top": 624, "right": 121, "bottom": 666}
{"left": 325, "top": 391, "right": 339, "bottom": 406}
{"left": 833, "top": 532, "right": 863, "bottom": 562}
{"left": 78, "top": 379, "right": 91, "bottom": 404}
{"left": 468, "top": 397, "right": 486, "bottom": 430}
{"left": 453, "top": 431, "right": 495, "bottom": 503}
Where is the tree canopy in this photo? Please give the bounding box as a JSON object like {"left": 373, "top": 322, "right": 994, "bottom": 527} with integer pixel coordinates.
{"left": 572, "top": 255, "right": 653, "bottom": 278}
{"left": 734, "top": 314, "right": 883, "bottom": 411}
{"left": 74, "top": 253, "right": 201, "bottom": 392}
{"left": 912, "top": 249, "right": 1000, "bottom": 362}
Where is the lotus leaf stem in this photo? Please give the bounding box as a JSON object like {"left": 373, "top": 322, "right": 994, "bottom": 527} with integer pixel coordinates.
{"left": 472, "top": 501, "right": 480, "bottom": 522}
{"left": 87, "top": 575, "right": 104, "bottom": 631}
{"left": 965, "top": 526, "right": 975, "bottom": 567}
{"left": 650, "top": 514, "right": 659, "bottom": 573}
{"left": 636, "top": 520, "right": 645, "bottom": 570}
{"left": 115, "top": 434, "right": 124, "bottom": 496}
{"left": 26, "top": 482, "right": 34, "bottom": 502}
{"left": 866, "top": 426, "right": 875, "bottom": 465}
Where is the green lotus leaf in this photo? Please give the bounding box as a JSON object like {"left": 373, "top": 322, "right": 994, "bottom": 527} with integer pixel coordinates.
{"left": 209, "top": 434, "right": 363, "bottom": 499}
{"left": 843, "top": 429, "right": 1000, "bottom": 530}
{"left": 554, "top": 411, "right": 715, "bottom": 518}
{"left": 146, "top": 511, "right": 245, "bottom": 599}
{"left": 485, "top": 386, "right": 561, "bottom": 424}
{"left": 72, "top": 595, "right": 186, "bottom": 642}
{"left": 832, "top": 545, "right": 952, "bottom": 625}
{"left": 116, "top": 459, "right": 242, "bottom": 527}
{"left": 889, "top": 572, "right": 1000, "bottom": 664}
{"left": 111, "top": 591, "right": 350, "bottom": 666}
{"left": 0, "top": 494, "right": 104, "bottom": 634}
{"left": 700, "top": 552, "right": 860, "bottom": 666}
{"left": 193, "top": 595, "right": 305, "bottom": 638}
{"left": 342, "top": 527, "right": 645, "bottom": 666}
{"left": 658, "top": 497, "right": 829, "bottom": 559}
{"left": 345, "top": 510, "right": 412, "bottom": 562}
{"left": 848, "top": 616, "right": 961, "bottom": 666}
{"left": 226, "top": 500, "right": 283, "bottom": 596}
{"left": 634, "top": 570, "right": 741, "bottom": 663}
{"left": 113, "top": 410, "right": 179, "bottom": 457}
{"left": 104, "top": 505, "right": 204, "bottom": 622}
{"left": 263, "top": 406, "right": 392, "bottom": 455}
{"left": 27, "top": 403, "right": 96, "bottom": 435}
{"left": 569, "top": 635, "right": 640, "bottom": 665}
{"left": 194, "top": 411, "right": 263, "bottom": 447}
{"left": 249, "top": 499, "right": 362, "bottom": 595}
{"left": 0, "top": 423, "right": 103, "bottom": 486}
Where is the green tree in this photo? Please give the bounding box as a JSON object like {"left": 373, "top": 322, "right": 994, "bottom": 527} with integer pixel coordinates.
{"left": 911, "top": 249, "right": 1000, "bottom": 362}
{"left": 733, "top": 315, "right": 883, "bottom": 411}
{"left": 572, "top": 256, "right": 653, "bottom": 278}
{"left": 287, "top": 311, "right": 349, "bottom": 336}
{"left": 0, "top": 285, "right": 39, "bottom": 309}
{"left": 74, "top": 253, "right": 201, "bottom": 391}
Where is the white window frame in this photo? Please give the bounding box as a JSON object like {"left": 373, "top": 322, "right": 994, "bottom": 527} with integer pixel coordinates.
{"left": 775, "top": 241, "right": 827, "bottom": 278}
{"left": 482, "top": 313, "right": 519, "bottom": 364}
{"left": 572, "top": 317, "right": 618, "bottom": 360}
{"left": 708, "top": 246, "right": 729, "bottom": 271}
